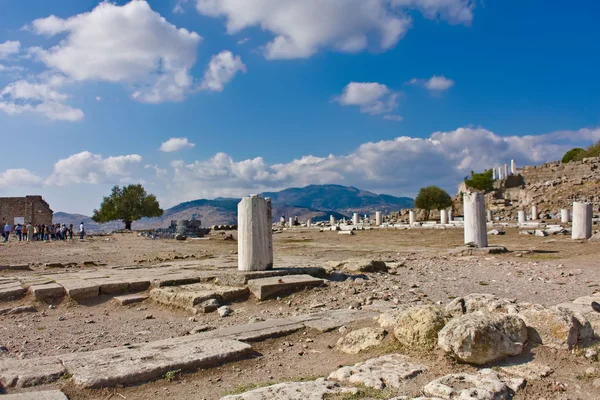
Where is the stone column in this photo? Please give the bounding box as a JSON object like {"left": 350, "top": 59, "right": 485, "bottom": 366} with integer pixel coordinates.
{"left": 531, "top": 205, "right": 538, "bottom": 221}
{"left": 560, "top": 209, "right": 570, "bottom": 223}
{"left": 330, "top": 215, "right": 336, "bottom": 225}
{"left": 375, "top": 211, "right": 382, "bottom": 226}
{"left": 492, "top": 169, "right": 496, "bottom": 180}
{"left": 498, "top": 167, "right": 503, "bottom": 180}
{"left": 518, "top": 210, "right": 526, "bottom": 224}
{"left": 288, "top": 217, "right": 293, "bottom": 227}
{"left": 463, "top": 192, "right": 488, "bottom": 247}
{"left": 306, "top": 219, "right": 312, "bottom": 227}
{"left": 572, "top": 202, "right": 592, "bottom": 239}
{"left": 448, "top": 209, "right": 453, "bottom": 222}
{"left": 238, "top": 195, "right": 273, "bottom": 271}
{"left": 440, "top": 210, "right": 448, "bottom": 224}
{"left": 352, "top": 213, "right": 359, "bottom": 225}
{"left": 409, "top": 211, "right": 416, "bottom": 225}
{"left": 486, "top": 210, "right": 492, "bottom": 222}
{"left": 504, "top": 164, "right": 509, "bottom": 178}
{"left": 510, "top": 160, "right": 517, "bottom": 175}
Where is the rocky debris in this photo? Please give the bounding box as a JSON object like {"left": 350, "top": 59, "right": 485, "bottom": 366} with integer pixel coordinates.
{"left": 0, "top": 390, "right": 69, "bottom": 400}
{"left": 500, "top": 362, "right": 553, "bottom": 381}
{"left": 247, "top": 274, "right": 324, "bottom": 300}
{"left": 391, "top": 305, "right": 447, "bottom": 349}
{"left": 220, "top": 378, "right": 357, "bottom": 400}
{"left": 218, "top": 306, "right": 233, "bottom": 317}
{"left": 339, "top": 259, "right": 388, "bottom": 273}
{"left": 438, "top": 312, "right": 528, "bottom": 365}
{"left": 445, "top": 293, "right": 518, "bottom": 317}
{"left": 517, "top": 305, "right": 579, "bottom": 350}
{"left": 0, "top": 305, "right": 36, "bottom": 316}
{"left": 335, "top": 327, "right": 387, "bottom": 354}
{"left": 200, "top": 298, "right": 221, "bottom": 313}
{"left": 328, "top": 354, "right": 427, "bottom": 390}
{"left": 487, "top": 229, "right": 505, "bottom": 235}
{"left": 423, "top": 369, "right": 524, "bottom": 399}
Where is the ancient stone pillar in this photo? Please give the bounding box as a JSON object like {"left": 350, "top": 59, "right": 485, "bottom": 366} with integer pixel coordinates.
{"left": 492, "top": 169, "right": 496, "bottom": 180}
{"left": 531, "top": 205, "right": 538, "bottom": 221}
{"left": 238, "top": 195, "right": 273, "bottom": 271}
{"left": 448, "top": 209, "right": 453, "bottom": 222}
{"left": 504, "top": 164, "right": 509, "bottom": 179}
{"left": 330, "top": 215, "right": 336, "bottom": 225}
{"left": 561, "top": 209, "right": 570, "bottom": 223}
{"left": 510, "top": 160, "right": 517, "bottom": 175}
{"left": 518, "top": 210, "right": 526, "bottom": 224}
{"left": 486, "top": 210, "right": 492, "bottom": 223}
{"left": 375, "top": 211, "right": 382, "bottom": 226}
{"left": 306, "top": 219, "right": 312, "bottom": 227}
{"left": 409, "top": 211, "right": 416, "bottom": 225}
{"left": 572, "top": 202, "right": 592, "bottom": 239}
{"left": 498, "top": 167, "right": 503, "bottom": 180}
{"left": 463, "top": 192, "right": 488, "bottom": 247}
{"left": 352, "top": 213, "right": 359, "bottom": 225}
{"left": 440, "top": 210, "right": 448, "bottom": 224}
{"left": 288, "top": 217, "right": 293, "bottom": 227}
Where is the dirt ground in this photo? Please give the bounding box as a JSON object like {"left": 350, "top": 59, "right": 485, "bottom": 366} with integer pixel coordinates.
{"left": 1, "top": 227, "right": 600, "bottom": 399}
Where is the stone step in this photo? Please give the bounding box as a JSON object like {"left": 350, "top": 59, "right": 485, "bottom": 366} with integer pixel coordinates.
{"left": 28, "top": 283, "right": 65, "bottom": 300}
{"left": 0, "top": 281, "right": 26, "bottom": 302}
{"left": 114, "top": 293, "right": 149, "bottom": 305}
{"left": 150, "top": 283, "right": 249, "bottom": 312}
{"left": 247, "top": 274, "right": 325, "bottom": 300}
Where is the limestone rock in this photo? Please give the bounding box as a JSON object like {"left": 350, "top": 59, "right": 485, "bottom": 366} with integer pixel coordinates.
{"left": 437, "top": 312, "right": 528, "bottom": 365}
{"left": 328, "top": 354, "right": 426, "bottom": 389}
{"left": 423, "top": 369, "right": 523, "bottom": 400}
{"left": 392, "top": 305, "right": 447, "bottom": 349}
{"left": 518, "top": 305, "right": 578, "bottom": 350}
{"left": 500, "top": 362, "right": 553, "bottom": 381}
{"left": 340, "top": 259, "right": 388, "bottom": 273}
{"left": 218, "top": 306, "right": 233, "bottom": 318}
{"left": 220, "top": 378, "right": 356, "bottom": 399}
{"left": 444, "top": 293, "right": 518, "bottom": 317}
{"left": 336, "top": 327, "right": 387, "bottom": 354}
{"left": 201, "top": 298, "right": 221, "bottom": 313}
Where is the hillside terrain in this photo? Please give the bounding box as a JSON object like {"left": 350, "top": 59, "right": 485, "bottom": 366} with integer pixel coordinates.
{"left": 53, "top": 184, "right": 414, "bottom": 232}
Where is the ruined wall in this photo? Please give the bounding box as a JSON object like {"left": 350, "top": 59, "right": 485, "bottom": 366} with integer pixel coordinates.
{"left": 518, "top": 157, "right": 600, "bottom": 183}
{"left": 0, "top": 196, "right": 53, "bottom": 226}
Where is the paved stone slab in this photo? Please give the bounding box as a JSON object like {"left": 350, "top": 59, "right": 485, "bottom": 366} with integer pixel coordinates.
{"left": 28, "top": 283, "right": 65, "bottom": 300}
{"left": 114, "top": 293, "right": 149, "bottom": 305}
{"left": 125, "top": 278, "right": 151, "bottom": 292}
{"left": 247, "top": 274, "right": 324, "bottom": 300}
{"left": 220, "top": 378, "right": 356, "bottom": 400}
{"left": 301, "top": 309, "right": 379, "bottom": 332}
{"left": 198, "top": 318, "right": 306, "bottom": 342}
{"left": 0, "top": 264, "right": 30, "bottom": 271}
{"left": 0, "top": 283, "right": 26, "bottom": 302}
{"left": 98, "top": 280, "right": 129, "bottom": 295}
{"left": 500, "top": 362, "right": 553, "bottom": 381}
{"left": 0, "top": 390, "right": 69, "bottom": 400}
{"left": 328, "top": 354, "right": 426, "bottom": 389}
{"left": 423, "top": 369, "right": 524, "bottom": 399}
{"left": 151, "top": 275, "right": 203, "bottom": 288}
{"left": 0, "top": 357, "right": 66, "bottom": 388}
{"left": 59, "top": 280, "right": 99, "bottom": 301}
{"left": 150, "top": 283, "right": 249, "bottom": 311}
{"left": 216, "top": 267, "right": 327, "bottom": 286}
{"left": 60, "top": 337, "right": 251, "bottom": 388}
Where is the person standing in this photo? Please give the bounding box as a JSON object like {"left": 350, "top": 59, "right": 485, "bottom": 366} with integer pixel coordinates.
{"left": 79, "top": 221, "right": 85, "bottom": 240}
{"left": 68, "top": 224, "right": 73, "bottom": 240}
{"left": 27, "top": 222, "right": 33, "bottom": 242}
{"left": 3, "top": 222, "right": 10, "bottom": 242}
{"left": 15, "top": 224, "right": 22, "bottom": 242}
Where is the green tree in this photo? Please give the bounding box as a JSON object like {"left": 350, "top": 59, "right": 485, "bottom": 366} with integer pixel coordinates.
{"left": 561, "top": 147, "right": 585, "bottom": 163}
{"left": 92, "top": 184, "right": 163, "bottom": 230}
{"left": 464, "top": 169, "right": 494, "bottom": 192}
{"left": 414, "top": 186, "right": 453, "bottom": 219}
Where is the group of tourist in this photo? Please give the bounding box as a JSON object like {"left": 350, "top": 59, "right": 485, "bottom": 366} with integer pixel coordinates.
{"left": 2, "top": 221, "right": 85, "bottom": 242}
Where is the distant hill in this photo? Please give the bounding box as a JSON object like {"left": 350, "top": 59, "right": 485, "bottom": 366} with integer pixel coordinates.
{"left": 54, "top": 185, "right": 414, "bottom": 232}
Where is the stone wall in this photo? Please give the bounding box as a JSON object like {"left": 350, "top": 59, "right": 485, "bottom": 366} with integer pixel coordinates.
{"left": 518, "top": 157, "right": 600, "bottom": 184}
{"left": 0, "top": 196, "right": 53, "bottom": 226}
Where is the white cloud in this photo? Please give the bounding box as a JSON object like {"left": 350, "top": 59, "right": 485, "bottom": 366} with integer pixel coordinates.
{"left": 408, "top": 75, "right": 455, "bottom": 91}
{"left": 237, "top": 38, "right": 249, "bottom": 45}
{"left": 29, "top": 1, "right": 202, "bottom": 103}
{"left": 384, "top": 115, "right": 403, "bottom": 122}
{"left": 335, "top": 82, "right": 399, "bottom": 117}
{"left": 195, "top": 0, "right": 473, "bottom": 59}
{"left": 0, "top": 40, "right": 20, "bottom": 59}
{"left": 173, "top": 0, "right": 189, "bottom": 14}
{"left": 159, "top": 137, "right": 196, "bottom": 152}
{"left": 0, "top": 169, "right": 42, "bottom": 188}
{"left": 200, "top": 51, "right": 246, "bottom": 92}
{"left": 45, "top": 151, "right": 142, "bottom": 186}
{"left": 96, "top": 96, "right": 101, "bottom": 101}
{"left": 0, "top": 64, "right": 24, "bottom": 73}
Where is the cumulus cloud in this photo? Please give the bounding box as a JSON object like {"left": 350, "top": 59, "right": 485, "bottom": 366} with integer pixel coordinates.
{"left": 45, "top": 151, "right": 142, "bottom": 186}
{"left": 29, "top": 1, "right": 202, "bottom": 103}
{"left": 0, "top": 64, "right": 24, "bottom": 74}
{"left": 408, "top": 75, "right": 455, "bottom": 91}
{"left": 173, "top": 0, "right": 189, "bottom": 14}
{"left": 0, "top": 169, "right": 42, "bottom": 188}
{"left": 0, "top": 40, "right": 20, "bottom": 59}
{"left": 195, "top": 0, "right": 473, "bottom": 59}
{"left": 384, "top": 115, "right": 404, "bottom": 122}
{"left": 159, "top": 137, "right": 196, "bottom": 152}
{"left": 335, "top": 82, "right": 399, "bottom": 118}
{"left": 200, "top": 51, "right": 246, "bottom": 92}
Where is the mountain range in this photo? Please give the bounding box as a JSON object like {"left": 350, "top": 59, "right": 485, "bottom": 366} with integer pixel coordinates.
{"left": 53, "top": 185, "right": 414, "bottom": 232}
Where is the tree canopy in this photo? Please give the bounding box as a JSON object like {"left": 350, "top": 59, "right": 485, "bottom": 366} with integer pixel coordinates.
{"left": 414, "top": 186, "right": 453, "bottom": 219}
{"left": 92, "top": 184, "right": 163, "bottom": 230}
{"left": 464, "top": 169, "right": 494, "bottom": 192}
{"left": 561, "top": 140, "right": 600, "bottom": 163}
{"left": 561, "top": 148, "right": 585, "bottom": 163}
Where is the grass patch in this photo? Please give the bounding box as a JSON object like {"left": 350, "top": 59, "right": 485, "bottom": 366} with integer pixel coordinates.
{"left": 164, "top": 369, "right": 181, "bottom": 382}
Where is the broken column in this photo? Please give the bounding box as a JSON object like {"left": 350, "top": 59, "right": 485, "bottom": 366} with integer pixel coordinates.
{"left": 375, "top": 211, "right": 382, "bottom": 226}
{"left": 448, "top": 209, "right": 453, "bottom": 222}
{"left": 238, "top": 195, "right": 273, "bottom": 271}
{"left": 504, "top": 164, "right": 509, "bottom": 178}
{"left": 561, "top": 209, "right": 570, "bottom": 223}
{"left": 492, "top": 169, "right": 496, "bottom": 180}
{"left": 463, "top": 192, "right": 488, "bottom": 247}
{"left": 572, "top": 202, "right": 592, "bottom": 240}
{"left": 330, "top": 215, "right": 336, "bottom": 225}
{"left": 486, "top": 210, "right": 492, "bottom": 223}
{"left": 288, "top": 217, "right": 293, "bottom": 227}
{"left": 409, "top": 211, "right": 416, "bottom": 225}
{"left": 531, "top": 205, "right": 538, "bottom": 221}
{"left": 498, "top": 167, "right": 503, "bottom": 180}
{"left": 306, "top": 219, "right": 312, "bottom": 227}
{"left": 440, "top": 209, "right": 448, "bottom": 224}
{"left": 352, "top": 213, "right": 359, "bottom": 225}
{"left": 518, "top": 210, "right": 526, "bottom": 224}
{"left": 510, "top": 159, "right": 517, "bottom": 175}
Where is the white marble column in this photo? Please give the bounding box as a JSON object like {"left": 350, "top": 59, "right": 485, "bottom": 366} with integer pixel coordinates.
{"left": 352, "top": 213, "right": 359, "bottom": 225}
{"left": 288, "top": 217, "right": 293, "bottom": 227}
{"left": 510, "top": 160, "right": 517, "bottom": 175}
{"left": 448, "top": 209, "right": 453, "bottom": 222}
{"left": 504, "top": 164, "right": 509, "bottom": 179}
{"left": 375, "top": 211, "right": 382, "bottom": 226}
{"left": 330, "top": 215, "right": 336, "bottom": 225}
{"left": 486, "top": 210, "right": 492, "bottom": 222}
{"left": 560, "top": 209, "right": 570, "bottom": 223}
{"left": 463, "top": 192, "right": 488, "bottom": 247}
{"left": 492, "top": 169, "right": 496, "bottom": 180}
{"left": 531, "top": 205, "right": 538, "bottom": 221}
{"left": 409, "top": 211, "right": 416, "bottom": 225}
{"left": 238, "top": 195, "right": 273, "bottom": 271}
{"left": 440, "top": 209, "right": 448, "bottom": 224}
{"left": 518, "top": 210, "right": 526, "bottom": 224}
{"left": 498, "top": 167, "right": 504, "bottom": 180}
{"left": 306, "top": 219, "right": 312, "bottom": 227}
{"left": 572, "top": 202, "right": 592, "bottom": 239}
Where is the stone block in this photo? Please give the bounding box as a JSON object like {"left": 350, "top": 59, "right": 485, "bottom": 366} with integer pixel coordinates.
{"left": 126, "top": 278, "right": 151, "bottom": 292}
{"left": 0, "top": 357, "right": 67, "bottom": 388}
{"left": 0, "top": 264, "right": 30, "bottom": 271}
{"left": 98, "top": 280, "right": 129, "bottom": 295}
{"left": 0, "top": 283, "right": 26, "bottom": 302}
{"left": 29, "top": 283, "right": 66, "bottom": 300}
{"left": 150, "top": 283, "right": 249, "bottom": 311}
{"left": 247, "top": 274, "right": 324, "bottom": 300}
{"left": 0, "top": 390, "right": 68, "bottom": 400}
{"left": 60, "top": 280, "right": 99, "bottom": 301}
{"left": 114, "top": 293, "right": 149, "bottom": 306}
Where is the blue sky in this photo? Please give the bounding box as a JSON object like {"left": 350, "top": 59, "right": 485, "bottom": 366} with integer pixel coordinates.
{"left": 0, "top": 0, "right": 599, "bottom": 215}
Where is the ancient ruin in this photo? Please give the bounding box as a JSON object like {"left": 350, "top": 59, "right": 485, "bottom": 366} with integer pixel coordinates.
{"left": 0, "top": 196, "right": 53, "bottom": 226}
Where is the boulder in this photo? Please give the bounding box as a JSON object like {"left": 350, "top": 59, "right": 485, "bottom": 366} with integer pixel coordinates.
{"left": 391, "top": 305, "right": 447, "bottom": 349}
{"left": 341, "top": 259, "right": 388, "bottom": 273}
{"left": 336, "top": 327, "right": 387, "bottom": 354}
{"left": 423, "top": 369, "right": 524, "bottom": 399}
{"left": 438, "top": 312, "right": 528, "bottom": 365}
{"left": 445, "top": 293, "right": 518, "bottom": 318}
{"left": 518, "top": 305, "right": 578, "bottom": 350}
